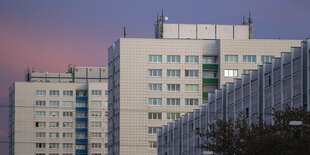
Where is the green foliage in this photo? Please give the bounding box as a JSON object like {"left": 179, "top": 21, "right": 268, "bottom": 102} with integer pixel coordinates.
{"left": 197, "top": 108, "right": 310, "bottom": 155}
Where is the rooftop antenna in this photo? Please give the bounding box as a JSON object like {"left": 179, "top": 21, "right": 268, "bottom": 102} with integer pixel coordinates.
{"left": 242, "top": 15, "right": 247, "bottom": 25}
{"left": 123, "top": 26, "right": 127, "bottom": 38}
{"left": 247, "top": 11, "right": 254, "bottom": 39}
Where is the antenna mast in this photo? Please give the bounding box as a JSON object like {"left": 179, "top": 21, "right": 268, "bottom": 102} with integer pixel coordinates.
{"left": 123, "top": 26, "right": 127, "bottom": 38}
{"left": 247, "top": 12, "right": 254, "bottom": 39}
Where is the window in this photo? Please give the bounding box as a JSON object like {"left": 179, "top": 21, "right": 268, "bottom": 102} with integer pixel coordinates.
{"left": 185, "top": 99, "right": 199, "bottom": 106}
{"left": 49, "top": 90, "right": 59, "bottom": 96}
{"left": 76, "top": 112, "right": 87, "bottom": 118}
{"left": 149, "top": 55, "right": 162, "bottom": 62}
{"left": 167, "top": 113, "right": 180, "bottom": 120}
{"left": 203, "top": 56, "right": 217, "bottom": 64}
{"left": 203, "top": 71, "right": 217, "bottom": 78}
{"left": 149, "top": 141, "right": 157, "bottom": 148}
{"left": 166, "top": 98, "right": 180, "bottom": 106}
{"left": 224, "top": 55, "right": 238, "bottom": 63}
{"left": 105, "top": 90, "right": 108, "bottom": 96}
{"left": 63, "top": 90, "right": 73, "bottom": 96}
{"left": 35, "top": 111, "right": 46, "bottom": 117}
{"left": 49, "top": 101, "right": 59, "bottom": 107}
{"left": 36, "top": 101, "right": 46, "bottom": 107}
{"left": 148, "top": 127, "right": 161, "bottom": 134}
{"left": 148, "top": 69, "right": 162, "bottom": 77}
{"left": 91, "top": 111, "right": 102, "bottom": 117}
{"left": 63, "top": 101, "right": 73, "bottom": 107}
{"left": 185, "top": 84, "right": 198, "bottom": 92}
{"left": 63, "top": 133, "right": 73, "bottom": 138}
{"left": 167, "top": 70, "right": 180, "bottom": 77}
{"left": 261, "top": 55, "right": 274, "bottom": 63}
{"left": 224, "top": 69, "right": 238, "bottom": 77}
{"left": 49, "top": 143, "right": 59, "bottom": 149}
{"left": 63, "top": 143, "right": 73, "bottom": 149}
{"left": 49, "top": 122, "right": 59, "bottom": 128}
{"left": 148, "top": 84, "right": 162, "bottom": 91}
{"left": 49, "top": 111, "right": 59, "bottom": 117}
{"left": 36, "top": 154, "right": 46, "bottom": 155}
{"left": 92, "top": 143, "right": 102, "bottom": 148}
{"left": 243, "top": 70, "right": 251, "bottom": 74}
{"left": 35, "top": 122, "right": 46, "bottom": 128}
{"left": 243, "top": 55, "right": 256, "bottom": 62}
{"left": 185, "top": 70, "right": 198, "bottom": 78}
{"left": 104, "top": 101, "right": 108, "bottom": 106}
{"left": 76, "top": 102, "right": 87, "bottom": 107}
{"left": 92, "top": 101, "right": 102, "bottom": 107}
{"left": 91, "top": 132, "right": 102, "bottom": 138}
{"left": 36, "top": 132, "right": 46, "bottom": 138}
{"left": 36, "top": 143, "right": 46, "bottom": 148}
{"left": 148, "top": 113, "right": 162, "bottom": 120}
{"left": 76, "top": 122, "right": 87, "bottom": 128}
{"left": 167, "top": 55, "right": 180, "bottom": 63}
{"left": 49, "top": 132, "right": 59, "bottom": 138}
{"left": 36, "top": 90, "right": 46, "bottom": 96}
{"left": 76, "top": 144, "right": 87, "bottom": 149}
{"left": 148, "top": 98, "right": 162, "bottom": 106}
{"left": 63, "top": 122, "right": 73, "bottom": 128}
{"left": 92, "top": 90, "right": 102, "bottom": 96}
{"left": 91, "top": 122, "right": 102, "bottom": 128}
{"left": 63, "top": 112, "right": 73, "bottom": 117}
{"left": 185, "top": 56, "right": 199, "bottom": 63}
{"left": 167, "top": 84, "right": 180, "bottom": 92}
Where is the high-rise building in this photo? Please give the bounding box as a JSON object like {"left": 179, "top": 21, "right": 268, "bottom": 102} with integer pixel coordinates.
{"left": 108, "top": 16, "right": 302, "bottom": 155}
{"left": 9, "top": 66, "right": 108, "bottom": 155}
{"left": 157, "top": 39, "right": 310, "bottom": 155}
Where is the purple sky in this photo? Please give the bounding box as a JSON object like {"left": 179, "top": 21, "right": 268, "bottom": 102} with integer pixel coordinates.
{"left": 0, "top": 0, "right": 310, "bottom": 154}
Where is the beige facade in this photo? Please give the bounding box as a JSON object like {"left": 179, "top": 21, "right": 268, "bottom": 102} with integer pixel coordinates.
{"left": 9, "top": 67, "right": 108, "bottom": 155}
{"left": 108, "top": 38, "right": 301, "bottom": 155}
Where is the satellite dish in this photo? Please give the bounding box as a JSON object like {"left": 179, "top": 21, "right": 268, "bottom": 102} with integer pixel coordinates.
{"left": 164, "top": 17, "right": 168, "bottom": 21}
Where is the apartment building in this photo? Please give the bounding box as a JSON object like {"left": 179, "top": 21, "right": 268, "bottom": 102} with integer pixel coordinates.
{"left": 157, "top": 39, "right": 310, "bottom": 155}
{"left": 9, "top": 67, "right": 108, "bottom": 155}
{"left": 108, "top": 18, "right": 302, "bottom": 155}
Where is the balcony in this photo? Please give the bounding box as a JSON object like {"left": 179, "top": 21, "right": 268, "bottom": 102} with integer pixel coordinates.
{"left": 76, "top": 118, "right": 88, "bottom": 122}
{"left": 76, "top": 128, "right": 88, "bottom": 133}
{"left": 76, "top": 139, "right": 88, "bottom": 143}
{"left": 203, "top": 78, "right": 218, "bottom": 85}
{"left": 76, "top": 107, "right": 88, "bottom": 112}
{"left": 76, "top": 149, "right": 88, "bottom": 154}
{"left": 203, "top": 64, "right": 218, "bottom": 70}
{"left": 76, "top": 97, "right": 88, "bottom": 102}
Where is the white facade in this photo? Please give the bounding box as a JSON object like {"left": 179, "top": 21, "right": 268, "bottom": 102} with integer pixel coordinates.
{"left": 157, "top": 39, "right": 310, "bottom": 155}
{"left": 108, "top": 37, "right": 301, "bottom": 155}
{"left": 160, "top": 24, "right": 250, "bottom": 40}
{"left": 9, "top": 67, "right": 108, "bottom": 155}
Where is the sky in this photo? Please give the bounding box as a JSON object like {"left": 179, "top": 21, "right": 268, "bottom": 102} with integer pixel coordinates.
{"left": 0, "top": 0, "right": 310, "bottom": 154}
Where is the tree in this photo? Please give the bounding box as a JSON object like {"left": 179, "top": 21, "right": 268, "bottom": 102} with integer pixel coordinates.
{"left": 197, "top": 108, "right": 310, "bottom": 155}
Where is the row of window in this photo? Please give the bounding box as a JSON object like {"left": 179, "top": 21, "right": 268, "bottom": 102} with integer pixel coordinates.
{"left": 225, "top": 55, "right": 274, "bottom": 63}
{"left": 35, "top": 132, "right": 107, "bottom": 138}
{"left": 35, "top": 111, "right": 104, "bottom": 117}
{"left": 149, "top": 55, "right": 199, "bottom": 63}
{"left": 35, "top": 122, "right": 107, "bottom": 128}
{"left": 148, "top": 112, "right": 183, "bottom": 120}
{"left": 148, "top": 69, "right": 200, "bottom": 78}
{"left": 36, "top": 90, "right": 108, "bottom": 96}
{"left": 35, "top": 100, "right": 107, "bottom": 107}
{"left": 35, "top": 143, "right": 106, "bottom": 149}
{"left": 35, "top": 153, "right": 103, "bottom": 155}
{"left": 148, "top": 84, "right": 199, "bottom": 92}
{"left": 148, "top": 98, "right": 199, "bottom": 106}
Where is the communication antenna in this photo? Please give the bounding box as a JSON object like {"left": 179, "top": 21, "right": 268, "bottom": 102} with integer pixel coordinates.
{"left": 247, "top": 11, "right": 254, "bottom": 39}
{"left": 242, "top": 15, "right": 247, "bottom": 25}
{"left": 123, "top": 26, "right": 127, "bottom": 38}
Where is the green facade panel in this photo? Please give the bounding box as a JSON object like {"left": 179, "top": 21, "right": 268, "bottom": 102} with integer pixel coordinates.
{"left": 203, "top": 64, "right": 218, "bottom": 70}
{"left": 203, "top": 92, "right": 208, "bottom": 100}
{"left": 203, "top": 78, "right": 218, "bottom": 85}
